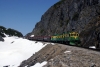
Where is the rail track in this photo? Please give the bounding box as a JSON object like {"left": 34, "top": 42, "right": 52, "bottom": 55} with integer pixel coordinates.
{"left": 35, "top": 40, "right": 100, "bottom": 52}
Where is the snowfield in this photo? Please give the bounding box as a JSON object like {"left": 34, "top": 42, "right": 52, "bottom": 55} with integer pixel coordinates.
{"left": 0, "top": 36, "right": 47, "bottom": 67}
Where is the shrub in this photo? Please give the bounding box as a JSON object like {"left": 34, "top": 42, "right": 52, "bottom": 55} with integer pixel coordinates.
{"left": 0, "top": 26, "right": 23, "bottom": 37}
{"left": 7, "top": 28, "right": 23, "bottom": 37}
{"left": 0, "top": 26, "right": 7, "bottom": 37}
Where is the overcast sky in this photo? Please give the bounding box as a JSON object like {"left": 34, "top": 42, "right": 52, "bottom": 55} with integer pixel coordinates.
{"left": 0, "top": 0, "right": 59, "bottom": 35}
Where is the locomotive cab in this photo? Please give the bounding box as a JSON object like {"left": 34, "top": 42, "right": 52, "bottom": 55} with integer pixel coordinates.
{"left": 69, "top": 32, "right": 81, "bottom": 46}
{"left": 69, "top": 32, "right": 79, "bottom": 38}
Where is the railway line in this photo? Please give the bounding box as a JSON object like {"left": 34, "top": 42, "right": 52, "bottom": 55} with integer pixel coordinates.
{"left": 29, "top": 39, "right": 100, "bottom": 52}
{"left": 27, "top": 31, "right": 100, "bottom": 52}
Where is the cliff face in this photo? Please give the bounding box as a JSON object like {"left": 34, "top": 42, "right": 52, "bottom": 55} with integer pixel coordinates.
{"left": 31, "top": 0, "right": 100, "bottom": 46}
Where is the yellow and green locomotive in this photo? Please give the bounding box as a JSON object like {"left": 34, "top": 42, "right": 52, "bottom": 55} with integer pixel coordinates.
{"left": 51, "top": 32, "right": 81, "bottom": 46}
{"left": 28, "top": 31, "right": 81, "bottom": 46}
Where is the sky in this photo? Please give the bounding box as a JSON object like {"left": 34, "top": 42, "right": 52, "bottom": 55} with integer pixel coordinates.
{"left": 0, "top": 36, "right": 49, "bottom": 67}
{"left": 0, "top": 0, "right": 59, "bottom": 35}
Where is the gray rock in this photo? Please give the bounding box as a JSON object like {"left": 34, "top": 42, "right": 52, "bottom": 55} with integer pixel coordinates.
{"left": 31, "top": 0, "right": 99, "bottom": 35}
{"left": 29, "top": 0, "right": 100, "bottom": 47}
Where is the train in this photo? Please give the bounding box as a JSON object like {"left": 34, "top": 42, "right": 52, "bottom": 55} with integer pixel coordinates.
{"left": 28, "top": 31, "right": 81, "bottom": 46}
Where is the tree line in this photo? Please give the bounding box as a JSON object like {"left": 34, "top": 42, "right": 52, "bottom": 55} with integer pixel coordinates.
{"left": 0, "top": 26, "right": 23, "bottom": 37}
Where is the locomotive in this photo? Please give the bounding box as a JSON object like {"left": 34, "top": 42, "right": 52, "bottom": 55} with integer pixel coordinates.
{"left": 28, "top": 31, "right": 81, "bottom": 46}
{"left": 51, "top": 32, "right": 81, "bottom": 46}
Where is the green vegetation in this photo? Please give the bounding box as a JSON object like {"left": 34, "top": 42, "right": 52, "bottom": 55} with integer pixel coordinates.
{"left": 7, "top": 28, "right": 23, "bottom": 37}
{"left": 0, "top": 26, "right": 7, "bottom": 37}
{"left": 0, "top": 26, "right": 23, "bottom": 37}
{"left": 0, "top": 26, "right": 7, "bottom": 33}
{"left": 0, "top": 26, "right": 6, "bottom": 30}
{"left": 72, "top": 12, "right": 79, "bottom": 21}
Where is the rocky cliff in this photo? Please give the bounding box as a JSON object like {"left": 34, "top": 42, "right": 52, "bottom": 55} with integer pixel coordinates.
{"left": 30, "top": 0, "right": 100, "bottom": 47}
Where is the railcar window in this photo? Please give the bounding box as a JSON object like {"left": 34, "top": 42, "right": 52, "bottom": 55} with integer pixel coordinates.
{"left": 74, "top": 34, "right": 76, "bottom": 36}
{"left": 69, "top": 34, "right": 70, "bottom": 37}
{"left": 69, "top": 33, "right": 79, "bottom": 37}
{"left": 70, "top": 34, "right": 74, "bottom": 36}
{"left": 53, "top": 36, "right": 57, "bottom": 38}
{"left": 63, "top": 35, "right": 65, "bottom": 37}
{"left": 70, "top": 34, "right": 78, "bottom": 36}
{"left": 65, "top": 34, "right": 68, "bottom": 37}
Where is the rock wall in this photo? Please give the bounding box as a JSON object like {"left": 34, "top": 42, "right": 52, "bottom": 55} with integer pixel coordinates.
{"left": 30, "top": 0, "right": 100, "bottom": 46}
{"left": 32, "top": 0, "right": 99, "bottom": 35}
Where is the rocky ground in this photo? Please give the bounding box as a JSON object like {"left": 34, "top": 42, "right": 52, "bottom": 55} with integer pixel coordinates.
{"left": 19, "top": 42, "right": 100, "bottom": 67}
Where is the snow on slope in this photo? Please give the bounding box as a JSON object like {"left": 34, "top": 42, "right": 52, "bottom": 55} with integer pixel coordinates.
{"left": 25, "top": 61, "right": 47, "bottom": 67}
{"left": 0, "top": 36, "right": 47, "bottom": 67}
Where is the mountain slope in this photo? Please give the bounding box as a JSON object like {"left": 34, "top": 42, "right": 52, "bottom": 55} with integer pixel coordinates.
{"left": 19, "top": 43, "right": 100, "bottom": 67}
{"left": 32, "top": 0, "right": 99, "bottom": 35}
{"left": 0, "top": 36, "right": 47, "bottom": 67}
{"left": 29, "top": 0, "right": 100, "bottom": 47}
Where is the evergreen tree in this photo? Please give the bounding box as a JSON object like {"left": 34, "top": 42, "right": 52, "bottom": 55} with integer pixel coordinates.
{"left": 0, "top": 26, "right": 23, "bottom": 37}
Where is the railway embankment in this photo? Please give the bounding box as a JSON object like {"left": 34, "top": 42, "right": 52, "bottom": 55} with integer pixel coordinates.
{"left": 19, "top": 42, "right": 100, "bottom": 67}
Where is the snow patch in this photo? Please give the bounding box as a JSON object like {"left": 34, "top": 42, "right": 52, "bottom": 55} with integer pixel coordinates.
{"left": 30, "top": 35, "right": 34, "bottom": 37}
{"left": 0, "top": 36, "right": 47, "bottom": 67}
{"left": 64, "top": 51, "right": 71, "bottom": 53}
{"left": 51, "top": 43, "right": 55, "bottom": 45}
{"left": 30, "top": 61, "right": 47, "bottom": 67}
{"left": 89, "top": 46, "right": 96, "bottom": 49}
